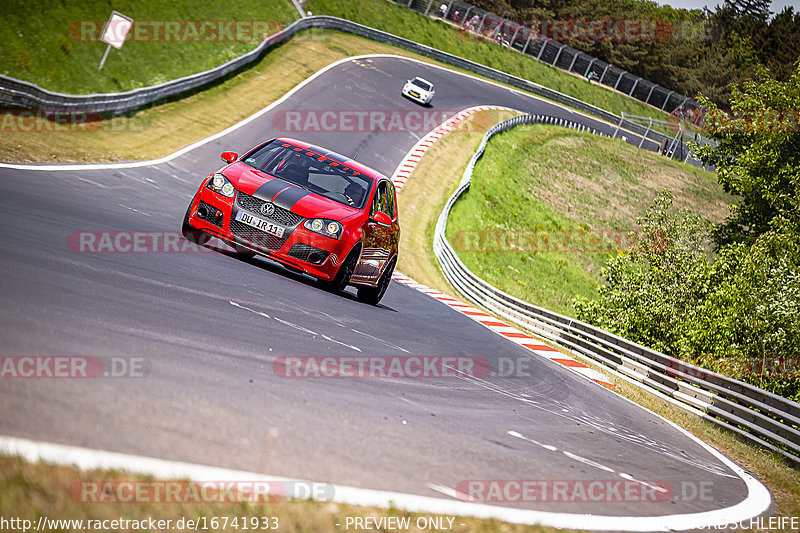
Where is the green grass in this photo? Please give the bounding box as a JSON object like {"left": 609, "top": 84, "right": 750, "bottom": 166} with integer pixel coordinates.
{"left": 5, "top": 0, "right": 680, "bottom": 131}
{"left": 445, "top": 124, "right": 732, "bottom": 316}
{"left": 308, "top": 0, "right": 677, "bottom": 124}
{"left": 0, "top": 0, "right": 298, "bottom": 93}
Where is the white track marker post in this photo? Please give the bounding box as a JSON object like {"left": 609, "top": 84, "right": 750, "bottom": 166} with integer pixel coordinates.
{"left": 99, "top": 11, "right": 133, "bottom": 70}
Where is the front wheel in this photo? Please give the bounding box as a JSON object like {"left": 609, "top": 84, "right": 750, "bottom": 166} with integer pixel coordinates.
{"left": 320, "top": 243, "right": 361, "bottom": 294}
{"left": 357, "top": 257, "right": 396, "bottom": 306}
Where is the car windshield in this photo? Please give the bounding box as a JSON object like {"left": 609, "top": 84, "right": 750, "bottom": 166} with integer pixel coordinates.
{"left": 411, "top": 79, "right": 431, "bottom": 91}
{"left": 241, "top": 140, "right": 374, "bottom": 209}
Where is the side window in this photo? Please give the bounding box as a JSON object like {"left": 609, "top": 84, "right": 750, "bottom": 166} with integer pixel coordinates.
{"left": 386, "top": 182, "right": 397, "bottom": 219}
{"left": 372, "top": 181, "right": 388, "bottom": 216}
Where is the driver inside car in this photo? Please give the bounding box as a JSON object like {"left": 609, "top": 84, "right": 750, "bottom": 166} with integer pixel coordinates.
{"left": 344, "top": 181, "right": 364, "bottom": 207}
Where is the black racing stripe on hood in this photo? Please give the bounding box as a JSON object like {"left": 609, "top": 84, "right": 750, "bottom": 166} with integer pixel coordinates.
{"left": 272, "top": 185, "right": 311, "bottom": 210}
{"left": 254, "top": 178, "right": 293, "bottom": 202}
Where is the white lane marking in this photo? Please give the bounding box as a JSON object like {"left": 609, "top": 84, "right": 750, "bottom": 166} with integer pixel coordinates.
{"left": 290, "top": 306, "right": 407, "bottom": 353}
{"left": 230, "top": 301, "right": 361, "bottom": 352}
{"left": 507, "top": 430, "right": 557, "bottom": 452}
{"left": 321, "top": 334, "right": 362, "bottom": 353}
{"left": 427, "top": 482, "right": 477, "bottom": 503}
{"left": 0, "top": 435, "right": 770, "bottom": 532}
{"left": 619, "top": 473, "right": 670, "bottom": 494}
{"left": 349, "top": 328, "right": 410, "bottom": 354}
{"left": 0, "top": 53, "right": 636, "bottom": 172}
{"left": 562, "top": 450, "right": 615, "bottom": 473}
{"left": 74, "top": 176, "right": 111, "bottom": 188}
{"left": 229, "top": 300, "right": 271, "bottom": 319}
{"left": 420, "top": 328, "right": 734, "bottom": 479}
{"left": 274, "top": 316, "right": 317, "bottom": 336}
{"left": 119, "top": 204, "right": 151, "bottom": 217}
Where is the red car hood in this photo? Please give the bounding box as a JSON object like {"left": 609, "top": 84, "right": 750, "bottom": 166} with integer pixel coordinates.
{"left": 222, "top": 162, "right": 360, "bottom": 221}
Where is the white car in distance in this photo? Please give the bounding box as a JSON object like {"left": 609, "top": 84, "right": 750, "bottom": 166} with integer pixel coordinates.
{"left": 402, "top": 77, "right": 435, "bottom": 105}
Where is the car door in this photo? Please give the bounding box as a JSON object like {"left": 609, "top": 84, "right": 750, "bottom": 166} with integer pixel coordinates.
{"left": 352, "top": 180, "right": 399, "bottom": 284}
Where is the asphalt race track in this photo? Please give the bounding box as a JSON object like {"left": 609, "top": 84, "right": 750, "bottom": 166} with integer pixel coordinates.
{"left": 0, "top": 56, "right": 769, "bottom": 527}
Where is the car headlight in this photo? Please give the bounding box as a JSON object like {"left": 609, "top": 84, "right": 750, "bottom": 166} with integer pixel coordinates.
{"left": 304, "top": 218, "right": 343, "bottom": 239}
{"left": 206, "top": 173, "right": 235, "bottom": 198}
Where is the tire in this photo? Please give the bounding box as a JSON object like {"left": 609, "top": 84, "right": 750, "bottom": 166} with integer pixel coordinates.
{"left": 181, "top": 196, "right": 211, "bottom": 246}
{"left": 357, "top": 257, "right": 396, "bottom": 306}
{"left": 321, "top": 243, "right": 361, "bottom": 294}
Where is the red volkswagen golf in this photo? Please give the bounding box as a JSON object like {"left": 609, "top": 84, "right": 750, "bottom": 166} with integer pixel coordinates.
{"left": 182, "top": 138, "right": 400, "bottom": 305}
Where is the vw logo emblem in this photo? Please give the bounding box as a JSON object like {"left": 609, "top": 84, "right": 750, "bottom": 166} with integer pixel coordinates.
{"left": 260, "top": 202, "right": 275, "bottom": 217}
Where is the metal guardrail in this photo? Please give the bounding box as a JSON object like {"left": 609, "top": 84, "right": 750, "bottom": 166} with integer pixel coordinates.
{"left": 433, "top": 113, "right": 800, "bottom": 466}
{"left": 0, "top": 16, "right": 699, "bottom": 161}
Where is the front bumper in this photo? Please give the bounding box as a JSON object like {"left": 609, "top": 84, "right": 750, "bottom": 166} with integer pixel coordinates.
{"left": 187, "top": 185, "right": 355, "bottom": 281}
{"left": 402, "top": 87, "right": 431, "bottom": 104}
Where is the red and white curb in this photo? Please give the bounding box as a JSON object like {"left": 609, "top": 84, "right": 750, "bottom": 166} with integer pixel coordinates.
{"left": 390, "top": 107, "right": 614, "bottom": 389}
{"left": 391, "top": 105, "right": 516, "bottom": 192}
{"left": 391, "top": 272, "right": 614, "bottom": 388}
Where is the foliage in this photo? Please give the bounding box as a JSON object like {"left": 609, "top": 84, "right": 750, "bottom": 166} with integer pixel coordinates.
{"left": 469, "top": 0, "right": 800, "bottom": 107}
{"left": 694, "top": 62, "right": 800, "bottom": 246}
{"left": 574, "top": 192, "right": 800, "bottom": 401}
{"left": 572, "top": 191, "right": 715, "bottom": 358}
{"left": 575, "top": 62, "right": 800, "bottom": 401}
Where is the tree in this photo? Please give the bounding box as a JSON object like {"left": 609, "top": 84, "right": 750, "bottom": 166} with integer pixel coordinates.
{"left": 576, "top": 62, "right": 800, "bottom": 401}
{"left": 573, "top": 191, "right": 714, "bottom": 358}
{"left": 694, "top": 61, "right": 800, "bottom": 246}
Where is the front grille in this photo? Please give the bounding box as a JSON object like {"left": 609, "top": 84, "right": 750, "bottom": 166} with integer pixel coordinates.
{"left": 236, "top": 192, "right": 303, "bottom": 227}
{"left": 288, "top": 243, "right": 329, "bottom": 265}
{"left": 229, "top": 220, "right": 286, "bottom": 251}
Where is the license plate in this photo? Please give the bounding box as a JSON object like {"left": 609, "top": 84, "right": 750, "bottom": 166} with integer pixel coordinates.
{"left": 236, "top": 211, "right": 285, "bottom": 238}
{"left": 410, "top": 91, "right": 419, "bottom": 98}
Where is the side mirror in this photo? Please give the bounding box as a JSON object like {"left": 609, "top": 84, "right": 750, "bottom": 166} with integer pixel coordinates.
{"left": 371, "top": 211, "right": 392, "bottom": 226}
{"left": 220, "top": 151, "right": 238, "bottom": 163}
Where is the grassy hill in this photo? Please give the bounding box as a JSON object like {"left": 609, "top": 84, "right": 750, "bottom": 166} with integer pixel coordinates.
{"left": 444, "top": 124, "right": 733, "bottom": 316}
{"left": 3, "top": 0, "right": 672, "bottom": 130}
{"left": 0, "top": 0, "right": 298, "bottom": 93}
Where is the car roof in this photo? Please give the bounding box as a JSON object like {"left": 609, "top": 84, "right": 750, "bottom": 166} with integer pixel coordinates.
{"left": 273, "top": 138, "right": 387, "bottom": 182}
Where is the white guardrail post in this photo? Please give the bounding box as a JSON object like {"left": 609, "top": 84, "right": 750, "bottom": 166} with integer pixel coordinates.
{"left": 433, "top": 113, "right": 800, "bottom": 466}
